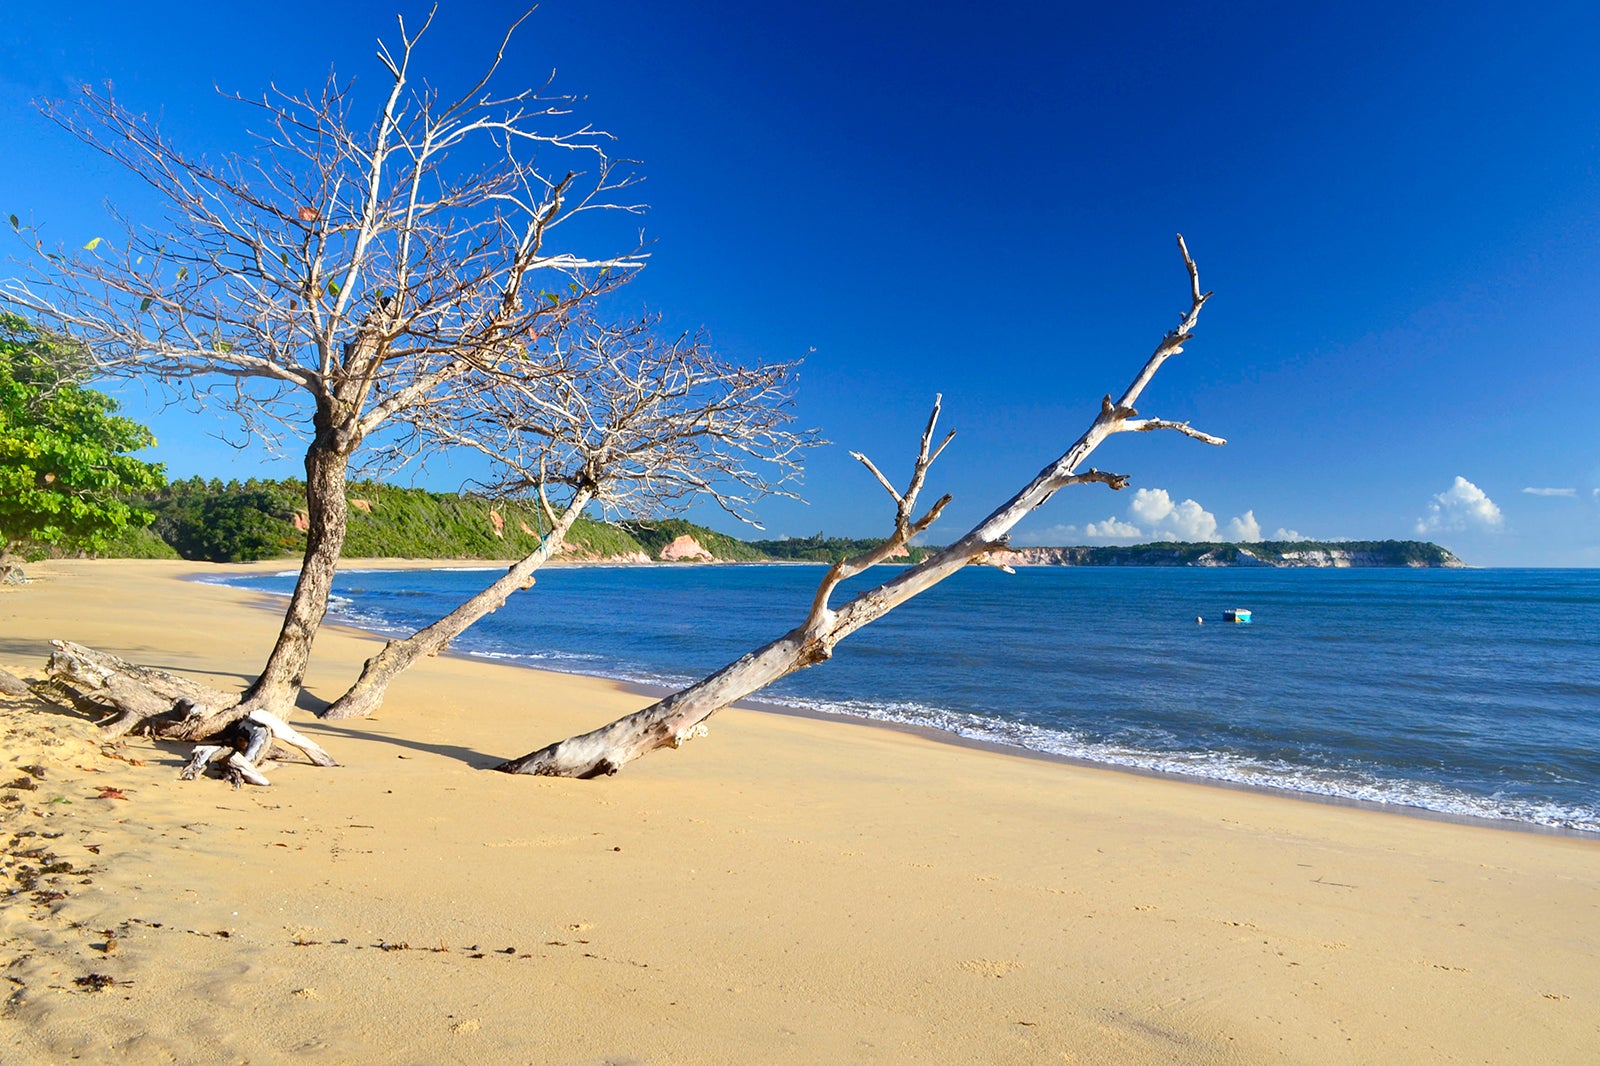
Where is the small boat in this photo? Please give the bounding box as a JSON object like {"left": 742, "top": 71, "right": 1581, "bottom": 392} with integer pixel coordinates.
{"left": 1223, "top": 608, "right": 1253, "bottom": 624}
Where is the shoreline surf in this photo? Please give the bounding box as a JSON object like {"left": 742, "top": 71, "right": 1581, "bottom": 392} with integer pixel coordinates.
{"left": 193, "top": 561, "right": 1600, "bottom": 838}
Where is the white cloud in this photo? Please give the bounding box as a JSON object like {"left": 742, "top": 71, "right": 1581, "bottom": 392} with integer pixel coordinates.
{"left": 1522, "top": 487, "right": 1577, "bottom": 498}
{"left": 1274, "top": 527, "right": 1310, "bottom": 542}
{"left": 1129, "top": 488, "right": 1222, "bottom": 541}
{"left": 1084, "top": 516, "right": 1143, "bottom": 540}
{"left": 1416, "top": 476, "right": 1503, "bottom": 534}
{"left": 1129, "top": 487, "right": 1175, "bottom": 525}
{"left": 1224, "top": 510, "right": 1262, "bottom": 543}
{"left": 1078, "top": 487, "right": 1265, "bottom": 543}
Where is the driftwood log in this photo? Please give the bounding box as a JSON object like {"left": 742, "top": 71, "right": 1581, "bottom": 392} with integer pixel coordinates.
{"left": 46, "top": 641, "right": 236, "bottom": 739}
{"left": 178, "top": 710, "right": 337, "bottom": 786}
{"left": 44, "top": 640, "right": 335, "bottom": 783}
{"left": 0, "top": 667, "right": 30, "bottom": 699}
{"left": 497, "top": 235, "right": 1224, "bottom": 778}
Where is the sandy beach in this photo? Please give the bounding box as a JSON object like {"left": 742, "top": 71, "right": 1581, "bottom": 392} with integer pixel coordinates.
{"left": 1, "top": 559, "right": 1596, "bottom": 1063}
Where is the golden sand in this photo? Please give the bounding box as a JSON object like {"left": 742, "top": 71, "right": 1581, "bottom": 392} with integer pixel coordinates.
{"left": 1, "top": 559, "right": 1596, "bottom": 1063}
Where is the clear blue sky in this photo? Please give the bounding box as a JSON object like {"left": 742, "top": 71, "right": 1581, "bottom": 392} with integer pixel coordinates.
{"left": 4, "top": 2, "right": 1598, "bottom": 565}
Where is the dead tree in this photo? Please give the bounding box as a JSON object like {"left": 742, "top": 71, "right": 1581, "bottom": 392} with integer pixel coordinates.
{"left": 321, "top": 313, "right": 813, "bottom": 720}
{"left": 497, "top": 235, "right": 1225, "bottom": 778}
{"left": 3, "top": 9, "right": 643, "bottom": 732}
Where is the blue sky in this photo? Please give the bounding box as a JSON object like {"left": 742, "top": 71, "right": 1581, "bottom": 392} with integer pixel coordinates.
{"left": 4, "top": 2, "right": 1598, "bottom": 565}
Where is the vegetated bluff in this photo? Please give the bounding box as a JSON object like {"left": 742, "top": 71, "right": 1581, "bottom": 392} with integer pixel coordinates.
{"left": 106, "top": 478, "right": 1461, "bottom": 567}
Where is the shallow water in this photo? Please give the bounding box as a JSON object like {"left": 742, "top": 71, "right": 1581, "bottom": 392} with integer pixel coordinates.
{"left": 214, "top": 564, "right": 1600, "bottom": 832}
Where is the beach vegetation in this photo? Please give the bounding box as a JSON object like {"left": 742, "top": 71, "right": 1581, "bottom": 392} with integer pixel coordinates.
{"left": 623, "top": 519, "right": 769, "bottom": 563}
{"left": 0, "top": 314, "right": 165, "bottom": 562}
{"left": 749, "top": 532, "right": 934, "bottom": 565}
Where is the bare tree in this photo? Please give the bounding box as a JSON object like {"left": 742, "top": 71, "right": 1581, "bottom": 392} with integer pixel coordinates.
{"left": 496, "top": 235, "right": 1224, "bottom": 778}
{"left": 319, "top": 312, "right": 814, "bottom": 720}
{"left": 3, "top": 9, "right": 643, "bottom": 730}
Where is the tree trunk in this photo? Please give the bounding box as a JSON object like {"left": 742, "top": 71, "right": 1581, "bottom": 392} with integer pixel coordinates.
{"left": 242, "top": 424, "right": 354, "bottom": 712}
{"left": 321, "top": 488, "right": 592, "bottom": 720}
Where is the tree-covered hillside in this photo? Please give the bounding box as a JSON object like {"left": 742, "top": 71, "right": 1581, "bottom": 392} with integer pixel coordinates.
{"left": 84, "top": 476, "right": 1464, "bottom": 568}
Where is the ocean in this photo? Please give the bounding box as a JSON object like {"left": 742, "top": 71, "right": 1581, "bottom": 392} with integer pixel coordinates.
{"left": 210, "top": 564, "right": 1600, "bottom": 834}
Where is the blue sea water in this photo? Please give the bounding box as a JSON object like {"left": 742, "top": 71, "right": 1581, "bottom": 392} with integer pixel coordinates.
{"left": 210, "top": 564, "right": 1600, "bottom": 833}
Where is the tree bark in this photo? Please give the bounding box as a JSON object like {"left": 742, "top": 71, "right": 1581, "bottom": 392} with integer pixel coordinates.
{"left": 321, "top": 487, "right": 593, "bottom": 720}
{"left": 46, "top": 639, "right": 237, "bottom": 738}
{"left": 238, "top": 410, "right": 356, "bottom": 718}
{"left": 497, "top": 235, "right": 1223, "bottom": 778}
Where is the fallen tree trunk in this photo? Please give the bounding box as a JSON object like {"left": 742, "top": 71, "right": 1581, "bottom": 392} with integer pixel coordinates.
{"left": 497, "top": 235, "right": 1224, "bottom": 778}
{"left": 44, "top": 640, "right": 335, "bottom": 783}
{"left": 46, "top": 640, "right": 237, "bottom": 739}
{"left": 321, "top": 486, "right": 593, "bottom": 720}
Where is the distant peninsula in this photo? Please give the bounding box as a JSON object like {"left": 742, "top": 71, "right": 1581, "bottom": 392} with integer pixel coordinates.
{"left": 88, "top": 477, "right": 1464, "bottom": 569}
{"left": 982, "top": 540, "right": 1464, "bottom": 569}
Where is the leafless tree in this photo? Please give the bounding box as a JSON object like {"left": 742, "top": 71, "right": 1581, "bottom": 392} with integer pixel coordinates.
{"left": 497, "top": 236, "right": 1225, "bottom": 778}
{"left": 319, "top": 311, "right": 815, "bottom": 720}
{"left": 4, "top": 8, "right": 643, "bottom": 732}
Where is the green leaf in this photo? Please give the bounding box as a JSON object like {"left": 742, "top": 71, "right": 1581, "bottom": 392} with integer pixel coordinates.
{"left": 138, "top": 297, "right": 152, "bottom": 312}
{"left": 83, "top": 237, "right": 104, "bottom": 252}
{"left": 0, "top": 329, "right": 164, "bottom": 556}
{"left": 8, "top": 214, "right": 17, "bottom": 231}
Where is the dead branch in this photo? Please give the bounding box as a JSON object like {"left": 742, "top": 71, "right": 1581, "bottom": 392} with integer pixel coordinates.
{"left": 497, "top": 235, "right": 1225, "bottom": 778}
{"left": 322, "top": 312, "right": 818, "bottom": 720}
{"left": 2, "top": 10, "right": 646, "bottom": 728}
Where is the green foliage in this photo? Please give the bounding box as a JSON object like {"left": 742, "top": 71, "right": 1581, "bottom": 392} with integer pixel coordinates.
{"left": 749, "top": 532, "right": 933, "bottom": 564}
{"left": 341, "top": 482, "right": 556, "bottom": 559}
{"left": 621, "top": 518, "right": 768, "bottom": 562}
{"left": 565, "top": 518, "right": 650, "bottom": 559}
{"left": 95, "top": 523, "right": 181, "bottom": 559}
{"left": 0, "top": 315, "right": 166, "bottom": 555}
{"left": 94, "top": 469, "right": 1468, "bottom": 570}
{"left": 144, "top": 476, "right": 305, "bottom": 562}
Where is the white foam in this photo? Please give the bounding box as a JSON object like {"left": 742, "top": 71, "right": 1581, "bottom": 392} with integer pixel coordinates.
{"left": 758, "top": 694, "right": 1600, "bottom": 834}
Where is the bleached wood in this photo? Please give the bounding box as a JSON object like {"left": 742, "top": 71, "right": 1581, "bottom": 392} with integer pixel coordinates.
{"left": 46, "top": 639, "right": 236, "bottom": 739}
{"left": 318, "top": 313, "right": 815, "bottom": 720}
{"left": 5, "top": 11, "right": 644, "bottom": 723}
{"left": 498, "top": 236, "right": 1225, "bottom": 778}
